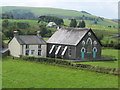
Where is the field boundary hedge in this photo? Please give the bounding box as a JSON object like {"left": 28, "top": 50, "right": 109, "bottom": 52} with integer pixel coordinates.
{"left": 19, "top": 56, "right": 120, "bottom": 75}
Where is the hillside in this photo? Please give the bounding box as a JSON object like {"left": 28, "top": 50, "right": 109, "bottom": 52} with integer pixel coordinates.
{"left": 2, "top": 6, "right": 96, "bottom": 18}
{"left": 1, "top": 6, "right": 119, "bottom": 48}
{"left": 1, "top": 6, "right": 118, "bottom": 27}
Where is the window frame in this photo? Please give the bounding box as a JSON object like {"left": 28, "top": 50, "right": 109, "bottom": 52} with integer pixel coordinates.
{"left": 31, "top": 50, "right": 35, "bottom": 55}
{"left": 38, "top": 50, "right": 41, "bottom": 56}
{"left": 25, "top": 50, "right": 29, "bottom": 55}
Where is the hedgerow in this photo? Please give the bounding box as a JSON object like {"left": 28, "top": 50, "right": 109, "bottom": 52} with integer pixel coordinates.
{"left": 19, "top": 55, "right": 120, "bottom": 75}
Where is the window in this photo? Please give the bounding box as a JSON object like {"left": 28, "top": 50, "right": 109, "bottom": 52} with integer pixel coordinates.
{"left": 49, "top": 45, "right": 55, "bottom": 54}
{"left": 38, "top": 50, "right": 41, "bottom": 56}
{"left": 31, "top": 50, "right": 35, "bottom": 55}
{"left": 88, "top": 32, "right": 91, "bottom": 36}
{"left": 26, "top": 45, "right": 29, "bottom": 49}
{"left": 86, "top": 38, "right": 92, "bottom": 53}
{"left": 82, "top": 41, "right": 85, "bottom": 46}
{"left": 26, "top": 50, "right": 29, "bottom": 55}
{"left": 38, "top": 45, "right": 41, "bottom": 49}
{"left": 93, "top": 41, "right": 97, "bottom": 46}
{"left": 68, "top": 47, "right": 72, "bottom": 56}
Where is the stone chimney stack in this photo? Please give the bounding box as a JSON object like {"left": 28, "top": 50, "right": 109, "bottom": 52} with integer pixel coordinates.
{"left": 37, "top": 31, "right": 42, "bottom": 38}
{"left": 14, "top": 30, "right": 18, "bottom": 36}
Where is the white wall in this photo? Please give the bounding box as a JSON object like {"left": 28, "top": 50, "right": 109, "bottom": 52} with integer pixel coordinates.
{"left": 9, "top": 37, "right": 47, "bottom": 57}
{"left": 41, "top": 45, "right": 47, "bottom": 57}
{"left": 23, "top": 45, "right": 47, "bottom": 57}
{"left": 8, "top": 37, "right": 22, "bottom": 57}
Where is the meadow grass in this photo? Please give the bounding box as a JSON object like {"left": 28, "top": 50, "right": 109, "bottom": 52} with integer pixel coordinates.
{"left": 2, "top": 56, "right": 118, "bottom": 88}
{"left": 4, "top": 19, "right": 39, "bottom": 26}
{"left": 43, "top": 37, "right": 49, "bottom": 41}
{"left": 78, "top": 48, "right": 119, "bottom": 68}
{"left": 2, "top": 6, "right": 95, "bottom": 18}
{"left": 3, "top": 40, "right": 10, "bottom": 44}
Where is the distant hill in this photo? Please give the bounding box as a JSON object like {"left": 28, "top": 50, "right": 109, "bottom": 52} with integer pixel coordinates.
{"left": 80, "top": 11, "right": 91, "bottom": 15}
{"left": 1, "top": 6, "right": 118, "bottom": 29}
{"left": 1, "top": 6, "right": 99, "bottom": 19}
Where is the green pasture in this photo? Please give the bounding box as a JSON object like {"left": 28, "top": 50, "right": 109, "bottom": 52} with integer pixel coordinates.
{"left": 2, "top": 6, "right": 95, "bottom": 18}
{"left": 78, "top": 48, "right": 119, "bottom": 68}
{"left": 2, "top": 56, "right": 118, "bottom": 88}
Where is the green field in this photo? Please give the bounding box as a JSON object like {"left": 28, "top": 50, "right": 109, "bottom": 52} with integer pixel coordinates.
{"left": 2, "top": 56, "right": 118, "bottom": 88}
{"left": 2, "top": 6, "right": 96, "bottom": 18}
{"left": 2, "top": 6, "right": 118, "bottom": 31}
{"left": 78, "top": 48, "right": 119, "bottom": 68}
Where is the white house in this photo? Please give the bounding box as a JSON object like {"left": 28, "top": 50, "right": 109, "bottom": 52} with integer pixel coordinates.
{"left": 8, "top": 31, "right": 47, "bottom": 57}
{"left": 46, "top": 22, "right": 58, "bottom": 28}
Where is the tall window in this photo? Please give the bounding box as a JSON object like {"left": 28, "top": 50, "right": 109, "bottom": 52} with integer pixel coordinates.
{"left": 86, "top": 38, "right": 92, "bottom": 53}
{"left": 38, "top": 45, "right": 41, "bottom": 49}
{"left": 26, "top": 50, "right": 29, "bottom": 55}
{"left": 38, "top": 50, "right": 41, "bottom": 56}
{"left": 31, "top": 50, "right": 35, "bottom": 55}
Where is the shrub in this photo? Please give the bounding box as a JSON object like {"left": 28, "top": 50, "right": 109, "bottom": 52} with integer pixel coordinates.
{"left": 19, "top": 55, "right": 119, "bottom": 75}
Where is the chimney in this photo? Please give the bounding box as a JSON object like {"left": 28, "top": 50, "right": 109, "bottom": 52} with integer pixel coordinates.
{"left": 37, "top": 31, "right": 42, "bottom": 38}
{"left": 14, "top": 30, "right": 18, "bottom": 36}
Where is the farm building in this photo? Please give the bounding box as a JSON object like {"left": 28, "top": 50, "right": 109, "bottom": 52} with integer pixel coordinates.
{"left": 46, "top": 22, "right": 58, "bottom": 28}
{"left": 47, "top": 27, "right": 102, "bottom": 60}
{"left": 8, "top": 31, "right": 46, "bottom": 57}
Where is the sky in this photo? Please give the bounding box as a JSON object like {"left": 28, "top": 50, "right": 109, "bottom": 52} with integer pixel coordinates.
{"left": 0, "top": 0, "right": 119, "bottom": 19}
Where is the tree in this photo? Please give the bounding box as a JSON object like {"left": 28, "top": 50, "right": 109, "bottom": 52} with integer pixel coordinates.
{"left": 4, "top": 29, "right": 14, "bottom": 39}
{"left": 77, "top": 21, "right": 82, "bottom": 28}
{"left": 70, "top": 19, "right": 77, "bottom": 27}
{"left": 39, "top": 25, "right": 48, "bottom": 37}
{"left": 38, "top": 16, "right": 64, "bottom": 25}
{"left": 77, "top": 20, "right": 86, "bottom": 28}
{"left": 17, "top": 22, "right": 30, "bottom": 29}
{"left": 94, "top": 21, "right": 98, "bottom": 24}
{"left": 2, "top": 20, "right": 9, "bottom": 28}
{"left": 81, "top": 20, "right": 86, "bottom": 28}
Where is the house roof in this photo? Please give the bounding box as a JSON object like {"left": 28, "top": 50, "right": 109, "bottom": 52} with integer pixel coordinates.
{"left": 15, "top": 35, "right": 46, "bottom": 45}
{"left": 47, "top": 27, "right": 91, "bottom": 46}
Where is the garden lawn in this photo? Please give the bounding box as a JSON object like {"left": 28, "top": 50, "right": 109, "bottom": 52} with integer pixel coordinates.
{"left": 77, "top": 48, "right": 119, "bottom": 68}
{"left": 2, "top": 57, "right": 118, "bottom": 88}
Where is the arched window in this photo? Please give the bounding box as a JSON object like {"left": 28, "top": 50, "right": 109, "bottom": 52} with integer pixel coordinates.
{"left": 86, "top": 38, "right": 92, "bottom": 53}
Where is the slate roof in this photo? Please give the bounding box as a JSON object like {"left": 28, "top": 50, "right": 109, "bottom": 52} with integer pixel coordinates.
{"left": 47, "top": 27, "right": 90, "bottom": 46}
{"left": 15, "top": 35, "right": 46, "bottom": 45}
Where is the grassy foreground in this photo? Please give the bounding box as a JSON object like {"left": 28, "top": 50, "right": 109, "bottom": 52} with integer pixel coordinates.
{"left": 2, "top": 57, "right": 118, "bottom": 88}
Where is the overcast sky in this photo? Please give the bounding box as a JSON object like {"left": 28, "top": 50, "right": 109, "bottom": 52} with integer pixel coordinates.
{"left": 0, "top": 0, "right": 119, "bottom": 19}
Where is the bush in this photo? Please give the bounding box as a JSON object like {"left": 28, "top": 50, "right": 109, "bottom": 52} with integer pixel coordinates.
{"left": 20, "top": 56, "right": 119, "bottom": 75}
{"left": 20, "top": 55, "right": 72, "bottom": 65}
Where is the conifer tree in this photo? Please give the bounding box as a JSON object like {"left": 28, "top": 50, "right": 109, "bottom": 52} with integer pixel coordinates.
{"left": 70, "top": 19, "right": 77, "bottom": 27}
